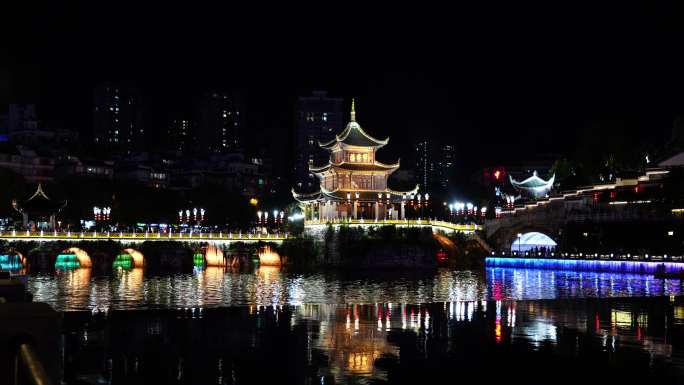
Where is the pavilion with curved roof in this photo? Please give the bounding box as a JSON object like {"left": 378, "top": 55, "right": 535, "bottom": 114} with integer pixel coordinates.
{"left": 12, "top": 184, "right": 67, "bottom": 230}
{"left": 509, "top": 171, "right": 555, "bottom": 199}
{"left": 292, "top": 100, "right": 418, "bottom": 221}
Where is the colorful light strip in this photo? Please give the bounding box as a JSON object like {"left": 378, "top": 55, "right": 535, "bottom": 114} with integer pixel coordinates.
{"left": 0, "top": 254, "right": 22, "bottom": 270}
{"left": 485, "top": 257, "right": 684, "bottom": 274}
{"left": 112, "top": 254, "right": 133, "bottom": 270}
{"left": 55, "top": 253, "right": 80, "bottom": 269}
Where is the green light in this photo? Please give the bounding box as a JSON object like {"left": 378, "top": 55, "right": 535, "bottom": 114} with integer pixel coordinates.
{"left": 193, "top": 253, "right": 205, "bottom": 267}
{"left": 113, "top": 254, "right": 133, "bottom": 270}
{"left": 55, "top": 253, "right": 80, "bottom": 269}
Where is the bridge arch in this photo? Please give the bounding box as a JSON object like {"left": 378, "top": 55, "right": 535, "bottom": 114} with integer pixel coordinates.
{"left": 258, "top": 245, "right": 281, "bottom": 266}
{"left": 203, "top": 244, "right": 225, "bottom": 267}
{"left": 64, "top": 247, "right": 92, "bottom": 268}
{"left": 510, "top": 231, "right": 557, "bottom": 253}
{"left": 118, "top": 248, "right": 145, "bottom": 268}
{"left": 124, "top": 248, "right": 145, "bottom": 267}
{"left": 0, "top": 249, "right": 25, "bottom": 269}
{"left": 488, "top": 223, "right": 560, "bottom": 253}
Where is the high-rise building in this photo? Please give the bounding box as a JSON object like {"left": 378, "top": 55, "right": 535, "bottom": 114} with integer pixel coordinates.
{"left": 196, "top": 91, "right": 243, "bottom": 154}
{"left": 435, "top": 144, "right": 456, "bottom": 191}
{"left": 7, "top": 104, "right": 79, "bottom": 151}
{"left": 93, "top": 82, "right": 145, "bottom": 154}
{"left": 167, "top": 118, "right": 194, "bottom": 154}
{"left": 294, "top": 91, "right": 344, "bottom": 190}
{"left": 416, "top": 139, "right": 432, "bottom": 192}
{"left": 8, "top": 104, "right": 39, "bottom": 133}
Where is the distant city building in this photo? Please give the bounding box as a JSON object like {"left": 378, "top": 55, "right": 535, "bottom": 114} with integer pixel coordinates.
{"left": 415, "top": 139, "right": 432, "bottom": 192}
{"left": 93, "top": 82, "right": 145, "bottom": 155}
{"left": 0, "top": 143, "right": 55, "bottom": 183}
{"left": 196, "top": 91, "right": 243, "bottom": 154}
{"left": 435, "top": 144, "right": 456, "bottom": 191}
{"left": 55, "top": 156, "right": 114, "bottom": 180}
{"left": 8, "top": 104, "right": 39, "bottom": 133}
{"left": 170, "top": 152, "right": 270, "bottom": 196}
{"left": 0, "top": 113, "right": 7, "bottom": 141}
{"left": 167, "top": 118, "right": 194, "bottom": 154}
{"left": 7, "top": 104, "right": 78, "bottom": 151}
{"left": 116, "top": 162, "right": 169, "bottom": 189}
{"left": 294, "top": 91, "right": 344, "bottom": 191}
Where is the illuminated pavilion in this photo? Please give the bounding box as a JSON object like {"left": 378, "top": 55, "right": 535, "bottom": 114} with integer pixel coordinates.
{"left": 292, "top": 100, "right": 418, "bottom": 221}
{"left": 509, "top": 171, "right": 555, "bottom": 199}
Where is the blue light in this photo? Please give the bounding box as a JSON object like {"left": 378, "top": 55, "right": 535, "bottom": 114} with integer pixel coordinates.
{"left": 0, "top": 254, "right": 22, "bottom": 270}
{"left": 485, "top": 257, "right": 684, "bottom": 274}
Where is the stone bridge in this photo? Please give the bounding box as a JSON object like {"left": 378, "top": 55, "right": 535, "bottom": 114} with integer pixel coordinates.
{"left": 485, "top": 197, "right": 663, "bottom": 251}
{"left": 1, "top": 231, "right": 285, "bottom": 271}
{"left": 0, "top": 230, "right": 286, "bottom": 244}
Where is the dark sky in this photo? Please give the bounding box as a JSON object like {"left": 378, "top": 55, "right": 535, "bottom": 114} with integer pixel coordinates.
{"left": 3, "top": 2, "right": 684, "bottom": 176}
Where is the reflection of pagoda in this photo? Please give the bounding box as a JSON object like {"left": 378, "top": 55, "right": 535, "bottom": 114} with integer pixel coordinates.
{"left": 292, "top": 100, "right": 418, "bottom": 221}
{"left": 12, "top": 184, "right": 66, "bottom": 230}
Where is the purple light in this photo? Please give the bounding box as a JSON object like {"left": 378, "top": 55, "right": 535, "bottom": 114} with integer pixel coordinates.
{"left": 486, "top": 257, "right": 684, "bottom": 274}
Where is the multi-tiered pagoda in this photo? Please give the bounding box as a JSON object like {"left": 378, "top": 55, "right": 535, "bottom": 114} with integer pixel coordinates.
{"left": 292, "top": 100, "right": 418, "bottom": 221}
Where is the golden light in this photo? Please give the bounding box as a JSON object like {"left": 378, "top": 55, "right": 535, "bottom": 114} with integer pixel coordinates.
{"left": 249, "top": 197, "right": 259, "bottom": 206}
{"left": 205, "top": 244, "right": 225, "bottom": 266}
{"left": 65, "top": 247, "right": 92, "bottom": 268}
{"left": 122, "top": 248, "right": 145, "bottom": 267}
{"left": 258, "top": 245, "right": 281, "bottom": 266}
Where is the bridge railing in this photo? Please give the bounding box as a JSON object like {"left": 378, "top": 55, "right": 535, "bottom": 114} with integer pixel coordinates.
{"left": 0, "top": 231, "right": 288, "bottom": 241}
{"left": 304, "top": 219, "right": 481, "bottom": 232}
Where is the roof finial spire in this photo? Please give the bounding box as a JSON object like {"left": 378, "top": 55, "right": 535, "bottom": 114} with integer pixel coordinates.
{"left": 350, "top": 98, "right": 356, "bottom": 122}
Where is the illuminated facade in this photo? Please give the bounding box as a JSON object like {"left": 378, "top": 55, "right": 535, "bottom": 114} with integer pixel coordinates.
{"left": 509, "top": 171, "right": 554, "bottom": 199}
{"left": 292, "top": 100, "right": 418, "bottom": 220}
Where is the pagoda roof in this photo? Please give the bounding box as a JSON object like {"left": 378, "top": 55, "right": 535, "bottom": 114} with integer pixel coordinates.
{"left": 319, "top": 99, "right": 388, "bottom": 149}
{"left": 292, "top": 185, "right": 419, "bottom": 203}
{"left": 291, "top": 189, "right": 323, "bottom": 203}
{"left": 12, "top": 184, "right": 67, "bottom": 215}
{"left": 510, "top": 171, "right": 555, "bottom": 191}
{"left": 310, "top": 160, "right": 400, "bottom": 174}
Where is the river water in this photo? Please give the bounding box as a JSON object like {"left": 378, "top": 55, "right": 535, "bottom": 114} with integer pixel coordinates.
{"left": 27, "top": 267, "right": 684, "bottom": 311}
{"left": 24, "top": 267, "right": 684, "bottom": 383}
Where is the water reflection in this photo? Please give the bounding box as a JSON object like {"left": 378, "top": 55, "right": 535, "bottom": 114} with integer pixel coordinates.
{"left": 488, "top": 267, "right": 684, "bottom": 300}
{"left": 62, "top": 298, "right": 684, "bottom": 384}
{"left": 26, "top": 266, "right": 684, "bottom": 311}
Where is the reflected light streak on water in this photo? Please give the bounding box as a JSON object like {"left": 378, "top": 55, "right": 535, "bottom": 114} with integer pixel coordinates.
{"left": 26, "top": 266, "right": 684, "bottom": 312}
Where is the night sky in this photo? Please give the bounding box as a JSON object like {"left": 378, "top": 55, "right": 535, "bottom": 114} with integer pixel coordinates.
{"left": 3, "top": 2, "right": 684, "bottom": 178}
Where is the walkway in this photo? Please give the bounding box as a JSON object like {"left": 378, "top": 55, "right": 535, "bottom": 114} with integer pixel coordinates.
{"left": 0, "top": 230, "right": 287, "bottom": 244}
{"left": 304, "top": 219, "right": 481, "bottom": 233}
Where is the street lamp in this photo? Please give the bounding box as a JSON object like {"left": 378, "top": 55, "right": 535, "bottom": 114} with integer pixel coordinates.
{"left": 517, "top": 232, "right": 522, "bottom": 255}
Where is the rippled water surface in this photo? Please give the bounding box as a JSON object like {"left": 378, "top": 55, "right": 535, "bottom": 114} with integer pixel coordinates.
{"left": 26, "top": 266, "right": 684, "bottom": 311}
{"left": 62, "top": 298, "right": 684, "bottom": 384}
